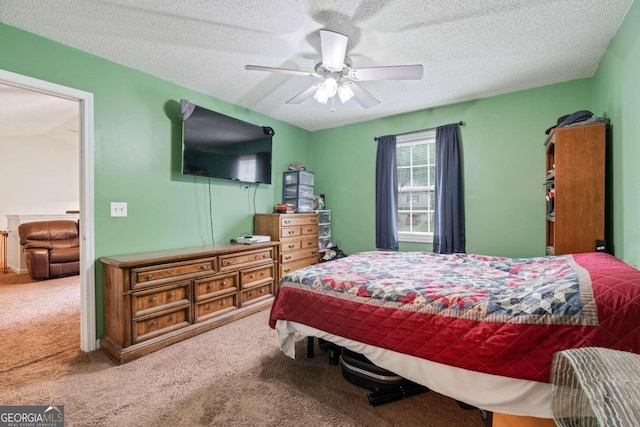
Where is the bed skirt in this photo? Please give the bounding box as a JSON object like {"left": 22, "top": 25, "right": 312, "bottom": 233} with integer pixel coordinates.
{"left": 275, "top": 319, "right": 553, "bottom": 418}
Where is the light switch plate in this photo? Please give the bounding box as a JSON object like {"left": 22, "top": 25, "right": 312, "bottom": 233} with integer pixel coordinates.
{"left": 110, "top": 202, "right": 127, "bottom": 217}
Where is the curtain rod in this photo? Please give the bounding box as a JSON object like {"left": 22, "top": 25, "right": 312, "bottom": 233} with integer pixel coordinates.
{"left": 373, "top": 121, "right": 465, "bottom": 141}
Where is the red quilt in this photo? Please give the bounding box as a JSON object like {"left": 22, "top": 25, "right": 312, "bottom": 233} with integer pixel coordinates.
{"left": 269, "top": 251, "right": 640, "bottom": 382}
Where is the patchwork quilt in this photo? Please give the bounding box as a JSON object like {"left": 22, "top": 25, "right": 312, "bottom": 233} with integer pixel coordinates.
{"left": 269, "top": 251, "right": 640, "bottom": 382}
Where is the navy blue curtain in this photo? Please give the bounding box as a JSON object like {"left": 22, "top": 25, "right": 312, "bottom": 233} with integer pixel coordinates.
{"left": 375, "top": 135, "right": 398, "bottom": 250}
{"left": 433, "top": 124, "right": 465, "bottom": 254}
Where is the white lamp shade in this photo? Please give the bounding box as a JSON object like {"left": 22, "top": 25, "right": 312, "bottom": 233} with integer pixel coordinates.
{"left": 314, "top": 77, "right": 338, "bottom": 104}
{"left": 337, "top": 82, "right": 355, "bottom": 103}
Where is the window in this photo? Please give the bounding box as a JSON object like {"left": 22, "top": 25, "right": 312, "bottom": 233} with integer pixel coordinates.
{"left": 396, "top": 130, "right": 436, "bottom": 243}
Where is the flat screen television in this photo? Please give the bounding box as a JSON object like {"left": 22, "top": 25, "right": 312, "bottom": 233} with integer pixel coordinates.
{"left": 179, "top": 99, "right": 273, "bottom": 184}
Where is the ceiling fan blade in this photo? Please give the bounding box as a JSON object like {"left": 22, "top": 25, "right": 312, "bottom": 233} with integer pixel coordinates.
{"left": 245, "top": 65, "right": 316, "bottom": 77}
{"left": 286, "top": 83, "right": 323, "bottom": 104}
{"left": 349, "top": 65, "right": 424, "bottom": 81}
{"left": 342, "top": 81, "right": 379, "bottom": 109}
{"left": 320, "top": 30, "right": 348, "bottom": 72}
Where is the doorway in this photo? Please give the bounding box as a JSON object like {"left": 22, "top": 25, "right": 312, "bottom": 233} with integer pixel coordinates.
{"left": 0, "top": 68, "right": 96, "bottom": 352}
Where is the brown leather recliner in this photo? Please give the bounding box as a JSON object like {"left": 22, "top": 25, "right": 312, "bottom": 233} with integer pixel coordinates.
{"left": 18, "top": 220, "right": 80, "bottom": 280}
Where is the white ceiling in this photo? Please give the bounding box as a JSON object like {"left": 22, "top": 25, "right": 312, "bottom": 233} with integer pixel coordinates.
{"left": 0, "top": 0, "right": 633, "bottom": 132}
{"left": 0, "top": 83, "right": 79, "bottom": 138}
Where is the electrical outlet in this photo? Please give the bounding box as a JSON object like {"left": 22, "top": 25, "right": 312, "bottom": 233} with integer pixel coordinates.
{"left": 110, "top": 202, "right": 127, "bottom": 217}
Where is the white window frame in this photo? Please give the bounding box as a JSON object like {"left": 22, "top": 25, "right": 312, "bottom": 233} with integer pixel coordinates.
{"left": 396, "top": 130, "right": 436, "bottom": 244}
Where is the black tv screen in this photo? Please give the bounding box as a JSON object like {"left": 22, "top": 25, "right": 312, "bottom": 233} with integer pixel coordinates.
{"left": 180, "top": 100, "right": 273, "bottom": 184}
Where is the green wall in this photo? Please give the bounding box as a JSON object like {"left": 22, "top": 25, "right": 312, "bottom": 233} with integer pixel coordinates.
{"left": 309, "top": 79, "right": 593, "bottom": 258}
{"left": 591, "top": 0, "right": 640, "bottom": 267}
{"left": 0, "top": 23, "right": 312, "bottom": 335}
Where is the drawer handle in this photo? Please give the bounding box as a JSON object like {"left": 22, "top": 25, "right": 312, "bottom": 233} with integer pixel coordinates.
{"left": 150, "top": 296, "right": 157, "bottom": 302}
{"left": 169, "top": 292, "right": 175, "bottom": 297}
{"left": 222, "top": 280, "right": 227, "bottom": 286}
{"left": 250, "top": 274, "right": 255, "bottom": 279}
{"left": 169, "top": 316, "right": 175, "bottom": 322}
{"left": 206, "top": 304, "right": 212, "bottom": 310}
{"left": 259, "top": 288, "right": 264, "bottom": 294}
{"left": 284, "top": 256, "right": 292, "bottom": 261}
{"left": 248, "top": 292, "right": 253, "bottom": 298}
{"left": 260, "top": 272, "right": 265, "bottom": 277}
{"left": 312, "top": 251, "right": 317, "bottom": 255}
{"left": 288, "top": 244, "right": 295, "bottom": 249}
{"left": 311, "top": 219, "right": 317, "bottom": 223}
{"left": 146, "top": 274, "right": 153, "bottom": 280}
{"left": 284, "top": 268, "right": 291, "bottom": 273}
{"left": 220, "top": 300, "right": 226, "bottom": 306}
{"left": 206, "top": 284, "right": 212, "bottom": 290}
{"left": 307, "top": 242, "right": 314, "bottom": 246}
{"left": 307, "top": 228, "right": 313, "bottom": 232}
{"left": 151, "top": 320, "right": 157, "bottom": 326}
{"left": 200, "top": 265, "right": 207, "bottom": 270}
{"left": 284, "top": 220, "right": 291, "bottom": 224}
{"left": 288, "top": 230, "right": 295, "bottom": 235}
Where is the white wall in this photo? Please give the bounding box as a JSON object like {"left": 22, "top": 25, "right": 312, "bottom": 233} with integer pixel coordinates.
{"left": 0, "top": 130, "right": 79, "bottom": 229}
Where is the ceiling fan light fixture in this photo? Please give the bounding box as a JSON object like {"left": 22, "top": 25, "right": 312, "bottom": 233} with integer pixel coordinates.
{"left": 246, "top": 30, "right": 422, "bottom": 110}
{"left": 337, "top": 82, "right": 355, "bottom": 103}
{"left": 313, "top": 77, "right": 338, "bottom": 104}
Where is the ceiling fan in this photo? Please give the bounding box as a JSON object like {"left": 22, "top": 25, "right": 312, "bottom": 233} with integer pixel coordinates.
{"left": 245, "top": 29, "right": 423, "bottom": 110}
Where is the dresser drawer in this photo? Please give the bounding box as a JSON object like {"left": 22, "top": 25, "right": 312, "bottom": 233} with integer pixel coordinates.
{"left": 132, "top": 306, "right": 191, "bottom": 343}
{"left": 280, "top": 257, "right": 318, "bottom": 277}
{"left": 131, "top": 282, "right": 191, "bottom": 318}
{"left": 280, "top": 215, "right": 318, "bottom": 227}
{"left": 218, "top": 248, "right": 273, "bottom": 271}
{"left": 280, "top": 226, "right": 301, "bottom": 239}
{"left": 241, "top": 283, "right": 272, "bottom": 306}
{"left": 300, "top": 237, "right": 317, "bottom": 250}
{"left": 194, "top": 294, "right": 237, "bottom": 322}
{"left": 240, "top": 264, "right": 274, "bottom": 287}
{"left": 194, "top": 272, "right": 237, "bottom": 301}
{"left": 131, "top": 258, "right": 216, "bottom": 290}
{"left": 281, "top": 248, "right": 318, "bottom": 264}
{"left": 301, "top": 224, "right": 318, "bottom": 236}
{"left": 281, "top": 240, "right": 301, "bottom": 252}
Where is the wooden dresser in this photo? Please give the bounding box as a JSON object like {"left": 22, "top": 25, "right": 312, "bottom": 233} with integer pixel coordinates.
{"left": 254, "top": 213, "right": 319, "bottom": 279}
{"left": 100, "top": 242, "right": 279, "bottom": 364}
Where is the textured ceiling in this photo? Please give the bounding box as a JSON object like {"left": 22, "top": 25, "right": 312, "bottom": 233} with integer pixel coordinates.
{"left": 0, "top": 0, "right": 633, "bottom": 131}
{"left": 0, "top": 82, "right": 79, "bottom": 138}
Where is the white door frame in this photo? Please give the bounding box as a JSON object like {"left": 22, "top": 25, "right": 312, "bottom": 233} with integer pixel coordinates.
{"left": 0, "top": 68, "right": 97, "bottom": 352}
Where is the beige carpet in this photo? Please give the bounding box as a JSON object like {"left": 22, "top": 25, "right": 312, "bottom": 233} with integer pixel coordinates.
{"left": 0, "top": 276, "right": 485, "bottom": 427}
{"left": 0, "top": 274, "right": 81, "bottom": 388}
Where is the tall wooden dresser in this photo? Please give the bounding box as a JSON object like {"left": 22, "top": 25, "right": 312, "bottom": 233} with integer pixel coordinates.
{"left": 254, "top": 213, "right": 319, "bottom": 280}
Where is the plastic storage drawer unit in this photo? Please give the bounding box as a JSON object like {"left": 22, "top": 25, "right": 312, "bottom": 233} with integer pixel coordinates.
{"left": 284, "top": 170, "right": 314, "bottom": 186}
{"left": 319, "top": 224, "right": 331, "bottom": 239}
{"left": 318, "top": 210, "right": 331, "bottom": 224}
{"left": 284, "top": 184, "right": 314, "bottom": 199}
{"left": 285, "top": 198, "right": 314, "bottom": 213}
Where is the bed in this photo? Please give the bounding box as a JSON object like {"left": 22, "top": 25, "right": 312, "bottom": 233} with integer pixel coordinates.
{"left": 268, "top": 251, "right": 640, "bottom": 419}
